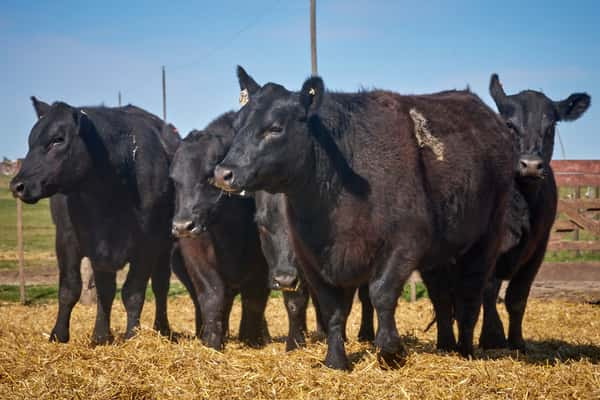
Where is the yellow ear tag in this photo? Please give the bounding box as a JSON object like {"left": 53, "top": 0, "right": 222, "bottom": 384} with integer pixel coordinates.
{"left": 308, "top": 88, "right": 316, "bottom": 96}
{"left": 239, "top": 89, "right": 249, "bottom": 106}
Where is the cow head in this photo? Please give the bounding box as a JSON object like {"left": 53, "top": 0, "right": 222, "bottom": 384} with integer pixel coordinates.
{"left": 10, "top": 97, "right": 94, "bottom": 203}
{"left": 214, "top": 66, "right": 324, "bottom": 194}
{"left": 254, "top": 192, "right": 300, "bottom": 291}
{"left": 490, "top": 74, "right": 590, "bottom": 179}
{"left": 170, "top": 132, "right": 228, "bottom": 237}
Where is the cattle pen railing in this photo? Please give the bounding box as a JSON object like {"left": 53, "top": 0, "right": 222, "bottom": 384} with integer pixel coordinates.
{"left": 538, "top": 160, "right": 600, "bottom": 281}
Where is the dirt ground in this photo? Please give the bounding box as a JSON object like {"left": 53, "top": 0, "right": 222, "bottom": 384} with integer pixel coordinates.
{"left": 4, "top": 264, "right": 600, "bottom": 303}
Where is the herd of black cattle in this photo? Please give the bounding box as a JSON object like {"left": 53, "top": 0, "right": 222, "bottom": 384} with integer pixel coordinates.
{"left": 9, "top": 67, "right": 591, "bottom": 370}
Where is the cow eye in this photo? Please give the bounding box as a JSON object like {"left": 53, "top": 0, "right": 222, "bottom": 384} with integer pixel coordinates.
{"left": 259, "top": 125, "right": 284, "bottom": 141}
{"left": 49, "top": 137, "right": 65, "bottom": 148}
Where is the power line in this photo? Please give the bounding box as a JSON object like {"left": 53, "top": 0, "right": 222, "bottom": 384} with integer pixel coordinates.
{"left": 168, "top": 0, "right": 283, "bottom": 71}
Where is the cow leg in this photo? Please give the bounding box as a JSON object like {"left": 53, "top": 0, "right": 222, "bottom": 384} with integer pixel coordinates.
{"left": 151, "top": 249, "right": 171, "bottom": 336}
{"left": 222, "top": 289, "right": 236, "bottom": 340}
{"left": 197, "top": 281, "right": 227, "bottom": 350}
{"left": 92, "top": 270, "right": 117, "bottom": 344}
{"left": 239, "top": 279, "right": 270, "bottom": 347}
{"left": 420, "top": 267, "right": 457, "bottom": 351}
{"left": 178, "top": 238, "right": 229, "bottom": 350}
{"left": 479, "top": 277, "right": 507, "bottom": 349}
{"left": 505, "top": 242, "right": 547, "bottom": 351}
{"left": 454, "top": 238, "right": 501, "bottom": 358}
{"left": 320, "top": 287, "right": 354, "bottom": 370}
{"left": 50, "top": 227, "right": 82, "bottom": 343}
{"left": 369, "top": 248, "right": 412, "bottom": 368}
{"left": 170, "top": 244, "right": 203, "bottom": 336}
{"left": 309, "top": 289, "right": 327, "bottom": 337}
{"left": 121, "top": 261, "right": 152, "bottom": 339}
{"left": 282, "top": 284, "right": 309, "bottom": 351}
{"left": 357, "top": 284, "right": 375, "bottom": 342}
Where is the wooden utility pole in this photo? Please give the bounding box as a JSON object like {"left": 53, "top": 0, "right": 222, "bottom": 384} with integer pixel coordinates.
{"left": 15, "top": 160, "right": 25, "bottom": 304}
{"left": 162, "top": 66, "right": 167, "bottom": 122}
{"left": 310, "top": 0, "right": 318, "bottom": 75}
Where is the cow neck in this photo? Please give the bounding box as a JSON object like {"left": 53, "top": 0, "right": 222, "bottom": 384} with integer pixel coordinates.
{"left": 542, "top": 126, "right": 556, "bottom": 166}
{"left": 76, "top": 113, "right": 140, "bottom": 206}
{"left": 285, "top": 94, "right": 358, "bottom": 234}
{"left": 517, "top": 166, "right": 554, "bottom": 211}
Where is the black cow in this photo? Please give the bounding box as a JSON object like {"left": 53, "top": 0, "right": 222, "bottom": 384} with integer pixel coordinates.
{"left": 254, "top": 191, "right": 375, "bottom": 347}
{"left": 213, "top": 67, "right": 516, "bottom": 369}
{"left": 479, "top": 74, "right": 591, "bottom": 350}
{"left": 254, "top": 191, "right": 321, "bottom": 350}
{"left": 170, "top": 112, "right": 270, "bottom": 350}
{"left": 10, "top": 98, "right": 178, "bottom": 344}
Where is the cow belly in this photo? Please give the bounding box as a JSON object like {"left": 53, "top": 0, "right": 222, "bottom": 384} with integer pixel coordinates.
{"left": 320, "top": 241, "right": 378, "bottom": 287}
{"left": 78, "top": 223, "right": 135, "bottom": 271}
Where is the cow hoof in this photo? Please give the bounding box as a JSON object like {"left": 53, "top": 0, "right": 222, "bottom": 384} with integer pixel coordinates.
{"left": 324, "top": 352, "right": 350, "bottom": 370}
{"left": 240, "top": 324, "right": 270, "bottom": 348}
{"left": 508, "top": 339, "right": 528, "bottom": 353}
{"left": 377, "top": 350, "right": 407, "bottom": 369}
{"left": 153, "top": 322, "right": 172, "bottom": 338}
{"left": 312, "top": 329, "right": 327, "bottom": 342}
{"left": 374, "top": 334, "right": 408, "bottom": 369}
{"left": 241, "top": 334, "right": 270, "bottom": 348}
{"left": 91, "top": 333, "right": 114, "bottom": 345}
{"left": 357, "top": 328, "right": 375, "bottom": 343}
{"left": 457, "top": 341, "right": 474, "bottom": 359}
{"left": 285, "top": 335, "right": 306, "bottom": 352}
{"left": 436, "top": 339, "right": 458, "bottom": 353}
{"left": 49, "top": 329, "right": 69, "bottom": 343}
{"left": 201, "top": 332, "right": 225, "bottom": 351}
{"left": 479, "top": 333, "right": 508, "bottom": 350}
{"left": 376, "top": 341, "right": 408, "bottom": 369}
{"left": 123, "top": 329, "right": 140, "bottom": 340}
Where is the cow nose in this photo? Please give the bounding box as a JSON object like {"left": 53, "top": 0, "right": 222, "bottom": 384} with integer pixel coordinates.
{"left": 10, "top": 181, "right": 25, "bottom": 197}
{"left": 272, "top": 274, "right": 299, "bottom": 291}
{"left": 518, "top": 155, "right": 545, "bottom": 178}
{"left": 214, "top": 166, "right": 234, "bottom": 189}
{"left": 172, "top": 220, "right": 196, "bottom": 237}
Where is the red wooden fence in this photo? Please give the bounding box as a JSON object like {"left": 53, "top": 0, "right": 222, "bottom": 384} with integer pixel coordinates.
{"left": 549, "top": 160, "right": 600, "bottom": 254}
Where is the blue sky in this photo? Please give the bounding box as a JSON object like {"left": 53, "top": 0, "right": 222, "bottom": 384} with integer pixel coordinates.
{"left": 2, "top": 0, "right": 598, "bottom": 159}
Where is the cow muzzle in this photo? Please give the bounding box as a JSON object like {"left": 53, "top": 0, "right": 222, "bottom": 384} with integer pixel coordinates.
{"left": 271, "top": 273, "right": 300, "bottom": 292}
{"left": 9, "top": 179, "right": 42, "bottom": 204}
{"left": 518, "top": 154, "right": 545, "bottom": 179}
{"left": 171, "top": 220, "right": 204, "bottom": 237}
{"left": 213, "top": 165, "right": 238, "bottom": 192}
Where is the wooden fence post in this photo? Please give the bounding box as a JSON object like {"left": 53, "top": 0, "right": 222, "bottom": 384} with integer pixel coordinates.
{"left": 79, "top": 258, "right": 96, "bottom": 305}
{"left": 409, "top": 272, "right": 417, "bottom": 302}
{"left": 17, "top": 196, "right": 25, "bottom": 304}
{"left": 574, "top": 186, "right": 581, "bottom": 257}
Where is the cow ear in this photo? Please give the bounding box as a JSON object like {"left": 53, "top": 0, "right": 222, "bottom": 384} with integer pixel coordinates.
{"left": 489, "top": 74, "right": 510, "bottom": 110}
{"left": 554, "top": 93, "right": 591, "bottom": 122}
{"left": 73, "top": 108, "right": 91, "bottom": 133}
{"left": 237, "top": 65, "right": 260, "bottom": 95}
{"left": 300, "top": 76, "right": 324, "bottom": 117}
{"left": 30, "top": 96, "right": 51, "bottom": 119}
